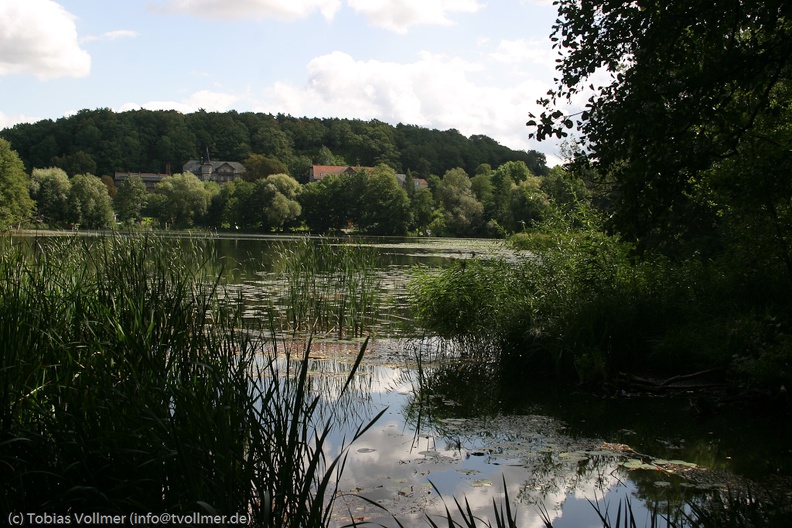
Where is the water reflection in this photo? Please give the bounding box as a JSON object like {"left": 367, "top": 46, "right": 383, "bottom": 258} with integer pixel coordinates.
{"left": 287, "top": 338, "right": 721, "bottom": 527}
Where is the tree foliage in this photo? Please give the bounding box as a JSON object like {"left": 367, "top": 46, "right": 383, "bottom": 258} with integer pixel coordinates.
{"left": 68, "top": 173, "right": 114, "bottom": 228}
{"left": 436, "top": 168, "right": 484, "bottom": 237}
{"left": 242, "top": 153, "right": 290, "bottom": 181}
{"left": 1, "top": 110, "right": 548, "bottom": 183}
{"left": 114, "top": 176, "right": 148, "bottom": 225}
{"left": 508, "top": 176, "right": 552, "bottom": 231}
{"left": 152, "top": 172, "right": 212, "bottom": 228}
{"left": 30, "top": 167, "right": 71, "bottom": 226}
{"left": 529, "top": 0, "right": 792, "bottom": 260}
{"left": 356, "top": 166, "right": 412, "bottom": 236}
{"left": 220, "top": 174, "right": 301, "bottom": 230}
{"left": 299, "top": 174, "right": 349, "bottom": 233}
{"left": 0, "top": 139, "right": 34, "bottom": 228}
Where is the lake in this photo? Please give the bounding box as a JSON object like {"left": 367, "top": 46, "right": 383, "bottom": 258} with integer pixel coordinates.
{"left": 209, "top": 233, "right": 792, "bottom": 527}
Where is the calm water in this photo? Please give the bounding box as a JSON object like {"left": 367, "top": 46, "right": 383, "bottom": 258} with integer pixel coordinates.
{"left": 208, "top": 234, "right": 792, "bottom": 526}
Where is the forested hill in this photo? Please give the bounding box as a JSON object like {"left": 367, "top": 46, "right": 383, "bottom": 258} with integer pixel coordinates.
{"left": 0, "top": 108, "right": 548, "bottom": 181}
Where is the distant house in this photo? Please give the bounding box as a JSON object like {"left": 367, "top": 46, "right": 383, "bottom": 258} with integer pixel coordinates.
{"left": 183, "top": 156, "right": 246, "bottom": 184}
{"left": 308, "top": 165, "right": 373, "bottom": 183}
{"left": 114, "top": 172, "right": 171, "bottom": 191}
{"left": 395, "top": 173, "right": 429, "bottom": 190}
{"left": 114, "top": 154, "right": 246, "bottom": 191}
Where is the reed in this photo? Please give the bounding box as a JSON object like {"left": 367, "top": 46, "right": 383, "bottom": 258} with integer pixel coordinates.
{"left": 424, "top": 477, "right": 518, "bottom": 528}
{"left": 0, "top": 233, "right": 380, "bottom": 527}
{"left": 271, "top": 237, "right": 381, "bottom": 339}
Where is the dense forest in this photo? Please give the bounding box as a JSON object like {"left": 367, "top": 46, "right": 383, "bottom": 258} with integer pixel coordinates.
{"left": 0, "top": 109, "right": 548, "bottom": 182}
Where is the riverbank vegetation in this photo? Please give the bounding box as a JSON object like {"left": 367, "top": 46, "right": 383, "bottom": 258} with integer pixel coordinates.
{"left": 0, "top": 234, "right": 381, "bottom": 524}
{"left": 270, "top": 237, "right": 381, "bottom": 338}
{"left": 409, "top": 207, "right": 792, "bottom": 396}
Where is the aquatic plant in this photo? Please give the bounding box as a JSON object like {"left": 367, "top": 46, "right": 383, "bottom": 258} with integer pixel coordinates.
{"left": 424, "top": 477, "right": 518, "bottom": 528}
{"left": 0, "top": 233, "right": 381, "bottom": 527}
{"left": 271, "top": 237, "right": 381, "bottom": 338}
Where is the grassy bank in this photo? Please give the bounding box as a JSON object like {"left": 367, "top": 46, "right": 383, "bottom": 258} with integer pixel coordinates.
{"left": 0, "top": 233, "right": 377, "bottom": 525}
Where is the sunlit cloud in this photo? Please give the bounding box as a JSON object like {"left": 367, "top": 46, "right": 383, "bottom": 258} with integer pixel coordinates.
{"left": 152, "top": 0, "right": 341, "bottom": 21}
{"left": 0, "top": 111, "right": 43, "bottom": 130}
{"left": 0, "top": 0, "right": 90, "bottom": 80}
{"left": 81, "top": 30, "right": 140, "bottom": 43}
{"left": 258, "top": 50, "right": 556, "bottom": 155}
{"left": 346, "top": 0, "right": 484, "bottom": 33}
{"left": 490, "top": 38, "right": 555, "bottom": 66}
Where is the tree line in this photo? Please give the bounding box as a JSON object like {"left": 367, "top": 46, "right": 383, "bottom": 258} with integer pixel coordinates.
{"left": 0, "top": 109, "right": 548, "bottom": 183}
{"left": 1, "top": 135, "right": 586, "bottom": 237}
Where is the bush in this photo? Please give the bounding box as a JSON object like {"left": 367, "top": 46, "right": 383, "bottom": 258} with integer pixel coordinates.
{"left": 410, "top": 220, "right": 792, "bottom": 391}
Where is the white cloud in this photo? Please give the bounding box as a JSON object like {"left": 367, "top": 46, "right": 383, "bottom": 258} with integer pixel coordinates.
{"left": 346, "top": 0, "right": 484, "bottom": 33}
{"left": 260, "top": 50, "right": 556, "bottom": 155}
{"left": 0, "top": 111, "right": 42, "bottom": 130}
{"left": 490, "top": 38, "right": 555, "bottom": 66}
{"left": 0, "top": 0, "right": 91, "bottom": 80}
{"left": 153, "top": 0, "right": 341, "bottom": 21}
{"left": 81, "top": 30, "right": 140, "bottom": 43}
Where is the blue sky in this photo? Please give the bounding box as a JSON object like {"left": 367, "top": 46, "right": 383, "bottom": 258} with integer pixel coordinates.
{"left": 0, "top": 0, "right": 567, "bottom": 163}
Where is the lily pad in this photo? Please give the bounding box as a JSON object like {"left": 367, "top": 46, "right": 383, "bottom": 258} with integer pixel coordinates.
{"left": 667, "top": 460, "right": 698, "bottom": 468}
{"left": 621, "top": 458, "right": 658, "bottom": 471}
{"left": 559, "top": 451, "right": 590, "bottom": 464}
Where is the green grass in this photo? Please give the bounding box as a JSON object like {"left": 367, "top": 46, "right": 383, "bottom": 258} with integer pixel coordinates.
{"left": 0, "top": 233, "right": 381, "bottom": 526}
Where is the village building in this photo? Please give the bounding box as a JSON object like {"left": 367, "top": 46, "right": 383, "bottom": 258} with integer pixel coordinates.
{"left": 183, "top": 157, "right": 246, "bottom": 184}
{"left": 115, "top": 154, "right": 246, "bottom": 190}
{"left": 395, "top": 173, "right": 429, "bottom": 190}
{"left": 113, "top": 171, "right": 171, "bottom": 191}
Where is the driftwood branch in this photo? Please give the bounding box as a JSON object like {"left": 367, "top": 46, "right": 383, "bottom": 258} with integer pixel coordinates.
{"left": 615, "top": 368, "right": 724, "bottom": 393}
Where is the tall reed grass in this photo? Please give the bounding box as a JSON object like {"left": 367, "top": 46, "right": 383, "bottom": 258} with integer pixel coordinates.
{"left": 0, "top": 233, "right": 380, "bottom": 526}
{"left": 271, "top": 237, "right": 381, "bottom": 339}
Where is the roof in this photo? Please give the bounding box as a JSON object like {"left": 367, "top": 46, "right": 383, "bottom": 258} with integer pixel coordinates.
{"left": 182, "top": 160, "right": 246, "bottom": 174}
{"left": 114, "top": 172, "right": 169, "bottom": 182}
{"left": 309, "top": 165, "right": 373, "bottom": 181}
